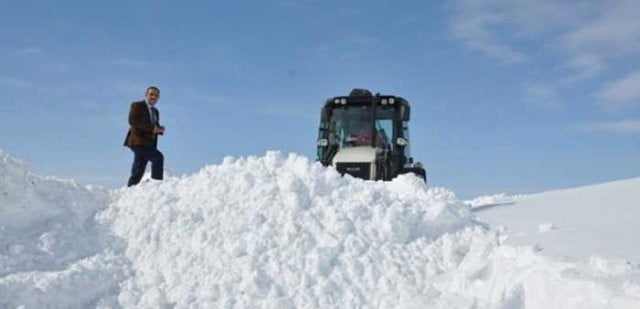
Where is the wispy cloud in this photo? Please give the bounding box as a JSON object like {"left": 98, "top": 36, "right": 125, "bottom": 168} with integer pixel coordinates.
{"left": 449, "top": 9, "right": 526, "bottom": 64}
{"left": 560, "top": 0, "right": 640, "bottom": 56}
{"left": 560, "top": 53, "right": 605, "bottom": 82}
{"left": 449, "top": 0, "right": 583, "bottom": 64}
{"left": 449, "top": 0, "right": 640, "bottom": 80}
{"left": 598, "top": 70, "right": 640, "bottom": 107}
{"left": 525, "top": 83, "right": 563, "bottom": 108}
{"left": 577, "top": 120, "right": 640, "bottom": 134}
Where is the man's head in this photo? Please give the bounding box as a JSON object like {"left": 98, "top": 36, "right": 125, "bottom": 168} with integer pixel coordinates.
{"left": 145, "top": 86, "right": 160, "bottom": 105}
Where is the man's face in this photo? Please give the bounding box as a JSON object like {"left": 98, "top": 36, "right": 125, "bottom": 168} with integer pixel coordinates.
{"left": 146, "top": 89, "right": 160, "bottom": 105}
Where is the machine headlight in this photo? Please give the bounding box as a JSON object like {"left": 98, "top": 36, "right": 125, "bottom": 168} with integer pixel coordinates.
{"left": 396, "top": 137, "right": 409, "bottom": 146}
{"left": 389, "top": 98, "right": 395, "bottom": 104}
{"left": 317, "top": 139, "right": 329, "bottom": 147}
{"left": 340, "top": 98, "right": 347, "bottom": 105}
{"left": 333, "top": 98, "right": 340, "bottom": 104}
{"left": 381, "top": 98, "right": 388, "bottom": 105}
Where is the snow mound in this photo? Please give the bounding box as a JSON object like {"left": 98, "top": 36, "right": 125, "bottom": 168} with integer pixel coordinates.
{"left": 2, "top": 150, "right": 638, "bottom": 308}
{"left": 0, "top": 150, "right": 129, "bottom": 308}
{"left": 102, "top": 151, "right": 640, "bottom": 308}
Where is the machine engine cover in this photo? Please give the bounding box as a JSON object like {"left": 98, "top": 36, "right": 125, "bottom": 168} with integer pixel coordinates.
{"left": 336, "top": 162, "right": 371, "bottom": 179}
{"left": 331, "top": 146, "right": 377, "bottom": 180}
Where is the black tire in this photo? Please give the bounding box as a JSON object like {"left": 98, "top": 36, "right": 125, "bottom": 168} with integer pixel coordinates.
{"left": 400, "top": 167, "right": 427, "bottom": 183}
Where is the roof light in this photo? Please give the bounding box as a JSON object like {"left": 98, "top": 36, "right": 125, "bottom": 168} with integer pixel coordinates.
{"left": 381, "top": 98, "right": 388, "bottom": 105}
{"left": 389, "top": 98, "right": 395, "bottom": 104}
{"left": 340, "top": 98, "right": 347, "bottom": 105}
{"left": 333, "top": 98, "right": 340, "bottom": 104}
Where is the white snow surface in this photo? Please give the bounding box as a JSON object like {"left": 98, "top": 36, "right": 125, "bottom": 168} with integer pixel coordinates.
{"left": 474, "top": 178, "right": 640, "bottom": 262}
{"left": 1, "top": 150, "right": 640, "bottom": 308}
{"left": 0, "top": 150, "right": 129, "bottom": 308}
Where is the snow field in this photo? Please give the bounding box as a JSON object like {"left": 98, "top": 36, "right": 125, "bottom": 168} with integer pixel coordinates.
{"left": 475, "top": 177, "right": 640, "bottom": 262}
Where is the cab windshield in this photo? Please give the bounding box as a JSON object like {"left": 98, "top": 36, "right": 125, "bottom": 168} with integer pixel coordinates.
{"left": 328, "top": 106, "right": 394, "bottom": 150}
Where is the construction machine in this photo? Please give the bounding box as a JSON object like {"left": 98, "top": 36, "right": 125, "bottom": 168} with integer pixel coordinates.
{"left": 316, "top": 89, "right": 426, "bottom": 182}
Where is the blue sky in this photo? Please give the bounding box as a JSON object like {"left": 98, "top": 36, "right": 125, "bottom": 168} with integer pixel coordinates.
{"left": 1, "top": 0, "right": 639, "bottom": 198}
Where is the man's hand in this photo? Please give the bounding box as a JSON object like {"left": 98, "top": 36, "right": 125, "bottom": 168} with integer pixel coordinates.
{"left": 153, "top": 126, "right": 165, "bottom": 134}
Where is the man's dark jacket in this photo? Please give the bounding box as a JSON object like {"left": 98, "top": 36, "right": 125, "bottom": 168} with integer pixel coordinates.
{"left": 124, "top": 101, "right": 161, "bottom": 148}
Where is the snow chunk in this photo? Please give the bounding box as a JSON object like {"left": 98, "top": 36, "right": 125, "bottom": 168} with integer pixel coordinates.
{"left": 538, "top": 222, "right": 556, "bottom": 232}
{"left": 465, "top": 193, "right": 521, "bottom": 209}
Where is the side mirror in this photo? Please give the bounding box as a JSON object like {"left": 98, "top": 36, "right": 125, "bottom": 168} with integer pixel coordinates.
{"left": 317, "top": 139, "right": 329, "bottom": 147}
{"left": 396, "top": 137, "right": 409, "bottom": 146}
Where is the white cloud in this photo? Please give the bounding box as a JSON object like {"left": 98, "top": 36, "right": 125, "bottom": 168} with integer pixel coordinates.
{"left": 450, "top": 14, "right": 526, "bottom": 64}
{"left": 578, "top": 120, "right": 640, "bottom": 134}
{"left": 560, "top": 53, "right": 605, "bottom": 81}
{"left": 449, "top": 1, "right": 530, "bottom": 64}
{"left": 449, "top": 0, "right": 640, "bottom": 79}
{"left": 561, "top": 0, "right": 640, "bottom": 56}
{"left": 598, "top": 70, "right": 640, "bottom": 106}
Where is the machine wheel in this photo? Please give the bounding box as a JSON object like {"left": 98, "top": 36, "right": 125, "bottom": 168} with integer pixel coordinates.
{"left": 401, "top": 167, "right": 427, "bottom": 183}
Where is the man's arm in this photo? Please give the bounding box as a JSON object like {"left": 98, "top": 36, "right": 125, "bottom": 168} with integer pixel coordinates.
{"left": 128, "top": 103, "right": 154, "bottom": 133}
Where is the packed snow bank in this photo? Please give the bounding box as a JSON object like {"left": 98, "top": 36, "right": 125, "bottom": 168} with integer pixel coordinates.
{"left": 0, "top": 151, "right": 129, "bottom": 308}
{"left": 103, "top": 152, "right": 640, "bottom": 308}
{"left": 474, "top": 178, "right": 640, "bottom": 262}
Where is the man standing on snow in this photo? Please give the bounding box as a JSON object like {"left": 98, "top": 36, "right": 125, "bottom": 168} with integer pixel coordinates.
{"left": 124, "top": 86, "right": 166, "bottom": 186}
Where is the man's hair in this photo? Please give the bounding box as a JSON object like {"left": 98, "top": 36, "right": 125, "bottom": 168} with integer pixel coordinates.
{"left": 146, "top": 86, "right": 160, "bottom": 94}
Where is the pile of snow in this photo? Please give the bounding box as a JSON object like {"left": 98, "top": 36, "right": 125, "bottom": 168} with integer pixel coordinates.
{"left": 1, "top": 150, "right": 639, "bottom": 308}
{"left": 0, "top": 151, "right": 129, "bottom": 308}
{"left": 103, "top": 152, "right": 639, "bottom": 308}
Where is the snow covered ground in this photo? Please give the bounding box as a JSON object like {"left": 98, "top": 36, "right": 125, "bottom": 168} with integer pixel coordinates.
{"left": 1, "top": 149, "right": 639, "bottom": 308}
{"left": 471, "top": 178, "right": 640, "bottom": 263}
{"left": 0, "top": 151, "right": 129, "bottom": 308}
